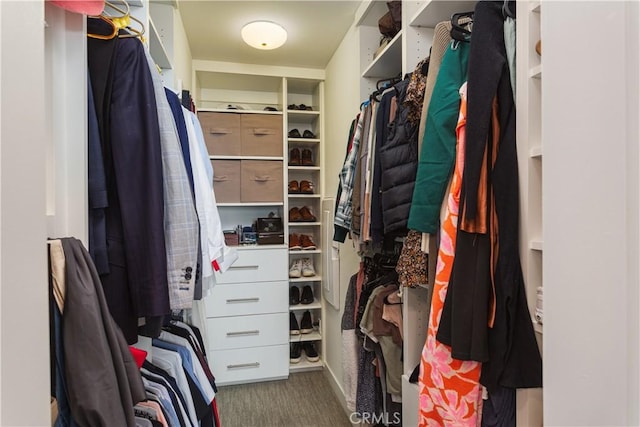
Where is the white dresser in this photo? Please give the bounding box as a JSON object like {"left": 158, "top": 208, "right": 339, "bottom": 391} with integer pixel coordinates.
{"left": 205, "top": 247, "right": 289, "bottom": 385}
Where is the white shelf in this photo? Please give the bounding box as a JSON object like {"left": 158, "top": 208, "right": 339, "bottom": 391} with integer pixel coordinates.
{"left": 530, "top": 146, "right": 543, "bottom": 158}
{"left": 197, "top": 108, "right": 283, "bottom": 115}
{"left": 410, "top": 1, "right": 478, "bottom": 28}
{"left": 530, "top": 1, "right": 541, "bottom": 13}
{"left": 288, "top": 111, "right": 321, "bottom": 124}
{"left": 289, "top": 357, "right": 323, "bottom": 372}
{"left": 290, "top": 299, "right": 322, "bottom": 311}
{"left": 234, "top": 244, "right": 287, "bottom": 251}
{"left": 530, "top": 240, "right": 544, "bottom": 251}
{"left": 217, "top": 202, "right": 284, "bottom": 207}
{"left": 289, "top": 222, "right": 321, "bottom": 227}
{"left": 289, "top": 276, "right": 323, "bottom": 283}
{"left": 288, "top": 194, "right": 322, "bottom": 199}
{"left": 148, "top": 18, "right": 172, "bottom": 70}
{"left": 289, "top": 249, "right": 322, "bottom": 255}
{"left": 362, "top": 30, "right": 403, "bottom": 78}
{"left": 530, "top": 64, "right": 543, "bottom": 79}
{"left": 288, "top": 138, "right": 320, "bottom": 144}
{"left": 355, "top": 0, "right": 389, "bottom": 27}
{"left": 210, "top": 155, "right": 284, "bottom": 161}
{"left": 290, "top": 331, "right": 322, "bottom": 342}
{"left": 288, "top": 166, "right": 321, "bottom": 171}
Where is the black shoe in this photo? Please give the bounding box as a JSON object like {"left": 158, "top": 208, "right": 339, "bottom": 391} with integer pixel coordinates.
{"left": 300, "top": 310, "right": 313, "bottom": 334}
{"left": 288, "top": 128, "right": 302, "bottom": 138}
{"left": 302, "top": 130, "right": 316, "bottom": 138}
{"left": 290, "top": 312, "right": 300, "bottom": 335}
{"left": 289, "top": 286, "right": 300, "bottom": 305}
{"left": 303, "top": 342, "right": 319, "bottom": 362}
{"left": 300, "top": 285, "right": 314, "bottom": 304}
{"left": 290, "top": 342, "right": 302, "bottom": 363}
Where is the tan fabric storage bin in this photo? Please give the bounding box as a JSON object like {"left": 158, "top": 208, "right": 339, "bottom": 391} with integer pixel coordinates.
{"left": 241, "top": 160, "right": 283, "bottom": 202}
{"left": 198, "top": 112, "right": 241, "bottom": 156}
{"left": 212, "top": 160, "right": 241, "bottom": 203}
{"left": 240, "top": 114, "right": 283, "bottom": 157}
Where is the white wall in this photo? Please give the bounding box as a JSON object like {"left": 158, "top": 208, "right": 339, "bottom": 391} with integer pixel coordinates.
{"left": 0, "top": 1, "right": 50, "bottom": 425}
{"left": 322, "top": 22, "right": 362, "bottom": 406}
{"left": 543, "top": 2, "right": 640, "bottom": 425}
{"left": 173, "top": 7, "right": 193, "bottom": 93}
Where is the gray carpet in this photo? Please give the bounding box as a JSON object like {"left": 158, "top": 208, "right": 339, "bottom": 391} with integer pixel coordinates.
{"left": 216, "top": 371, "right": 352, "bottom": 427}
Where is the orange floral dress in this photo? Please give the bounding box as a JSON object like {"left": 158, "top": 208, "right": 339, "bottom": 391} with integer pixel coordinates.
{"left": 418, "top": 83, "right": 483, "bottom": 426}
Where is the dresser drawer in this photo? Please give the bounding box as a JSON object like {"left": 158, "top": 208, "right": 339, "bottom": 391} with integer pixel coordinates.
{"left": 240, "top": 114, "right": 283, "bottom": 157}
{"left": 209, "top": 344, "right": 288, "bottom": 386}
{"left": 206, "top": 313, "right": 288, "bottom": 350}
{"left": 204, "top": 280, "right": 288, "bottom": 318}
{"left": 214, "top": 248, "right": 287, "bottom": 284}
{"left": 198, "top": 112, "right": 241, "bottom": 156}
{"left": 240, "top": 160, "right": 283, "bottom": 203}
{"left": 212, "top": 160, "right": 240, "bottom": 203}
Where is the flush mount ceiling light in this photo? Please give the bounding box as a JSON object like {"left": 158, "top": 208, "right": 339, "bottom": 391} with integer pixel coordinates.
{"left": 241, "top": 21, "right": 287, "bottom": 50}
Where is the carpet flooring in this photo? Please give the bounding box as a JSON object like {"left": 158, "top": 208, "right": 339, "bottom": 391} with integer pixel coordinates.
{"left": 215, "top": 371, "right": 352, "bottom": 427}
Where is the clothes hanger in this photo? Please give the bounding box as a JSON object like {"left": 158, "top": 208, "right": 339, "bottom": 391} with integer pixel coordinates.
{"left": 86, "top": 14, "right": 118, "bottom": 40}
{"left": 450, "top": 11, "right": 474, "bottom": 42}
{"left": 502, "top": 0, "right": 515, "bottom": 19}
{"left": 103, "top": 0, "right": 146, "bottom": 41}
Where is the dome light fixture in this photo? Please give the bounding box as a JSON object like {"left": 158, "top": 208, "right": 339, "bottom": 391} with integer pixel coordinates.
{"left": 241, "top": 21, "right": 287, "bottom": 50}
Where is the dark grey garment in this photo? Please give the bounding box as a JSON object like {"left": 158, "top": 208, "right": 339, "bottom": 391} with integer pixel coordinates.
{"left": 379, "top": 78, "right": 419, "bottom": 235}
{"left": 355, "top": 337, "right": 382, "bottom": 418}
{"left": 60, "top": 237, "right": 146, "bottom": 427}
{"left": 341, "top": 273, "right": 359, "bottom": 330}
{"left": 481, "top": 386, "right": 516, "bottom": 427}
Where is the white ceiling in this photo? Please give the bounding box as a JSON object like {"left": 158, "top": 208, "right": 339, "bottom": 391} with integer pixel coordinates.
{"left": 177, "top": 1, "right": 362, "bottom": 69}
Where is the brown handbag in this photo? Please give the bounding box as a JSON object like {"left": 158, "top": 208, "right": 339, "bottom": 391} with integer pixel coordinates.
{"left": 378, "top": 1, "right": 402, "bottom": 38}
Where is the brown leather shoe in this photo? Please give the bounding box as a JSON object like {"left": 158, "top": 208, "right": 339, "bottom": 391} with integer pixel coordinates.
{"left": 289, "top": 207, "right": 303, "bottom": 222}
{"left": 288, "top": 180, "right": 300, "bottom": 193}
{"left": 300, "top": 234, "right": 317, "bottom": 250}
{"left": 299, "top": 206, "right": 317, "bottom": 222}
{"left": 289, "top": 148, "right": 301, "bottom": 166}
{"left": 299, "top": 180, "right": 314, "bottom": 194}
{"left": 301, "top": 149, "right": 313, "bottom": 166}
{"left": 289, "top": 234, "right": 302, "bottom": 250}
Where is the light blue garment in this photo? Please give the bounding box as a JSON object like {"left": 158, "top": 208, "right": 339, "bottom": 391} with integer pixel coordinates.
{"left": 144, "top": 383, "right": 180, "bottom": 427}
{"left": 504, "top": 16, "right": 517, "bottom": 100}
{"left": 152, "top": 339, "right": 201, "bottom": 398}
{"left": 190, "top": 112, "right": 214, "bottom": 185}
{"left": 142, "top": 367, "right": 196, "bottom": 427}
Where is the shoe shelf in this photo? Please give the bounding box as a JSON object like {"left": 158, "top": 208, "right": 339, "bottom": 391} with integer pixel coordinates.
{"left": 288, "top": 166, "right": 321, "bottom": 171}
{"left": 287, "top": 110, "right": 320, "bottom": 123}
{"left": 288, "top": 138, "right": 321, "bottom": 144}
{"left": 290, "top": 331, "right": 322, "bottom": 342}
{"left": 290, "top": 299, "right": 322, "bottom": 310}
{"left": 290, "top": 358, "right": 323, "bottom": 372}
{"left": 198, "top": 107, "right": 284, "bottom": 116}
{"left": 289, "top": 249, "right": 321, "bottom": 255}
{"left": 209, "top": 155, "right": 285, "bottom": 161}
{"left": 289, "top": 276, "right": 323, "bottom": 283}
{"left": 289, "top": 222, "right": 321, "bottom": 227}
{"left": 288, "top": 194, "right": 322, "bottom": 199}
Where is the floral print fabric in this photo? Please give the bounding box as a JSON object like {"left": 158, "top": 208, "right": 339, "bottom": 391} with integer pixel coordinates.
{"left": 418, "top": 82, "right": 483, "bottom": 426}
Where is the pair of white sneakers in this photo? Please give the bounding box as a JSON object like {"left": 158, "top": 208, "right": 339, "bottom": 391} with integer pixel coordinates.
{"left": 289, "top": 258, "right": 315, "bottom": 278}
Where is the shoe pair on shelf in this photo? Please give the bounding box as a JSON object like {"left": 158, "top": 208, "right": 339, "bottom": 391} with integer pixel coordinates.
{"left": 289, "top": 148, "right": 314, "bottom": 166}
{"left": 288, "top": 104, "right": 313, "bottom": 111}
{"left": 290, "top": 285, "right": 315, "bottom": 305}
{"left": 288, "top": 180, "right": 314, "bottom": 194}
{"left": 289, "top": 206, "right": 316, "bottom": 222}
{"left": 289, "top": 341, "right": 319, "bottom": 363}
{"left": 289, "top": 258, "right": 316, "bottom": 278}
{"left": 288, "top": 129, "right": 316, "bottom": 139}
{"left": 289, "top": 310, "right": 314, "bottom": 334}
{"left": 289, "top": 234, "right": 316, "bottom": 251}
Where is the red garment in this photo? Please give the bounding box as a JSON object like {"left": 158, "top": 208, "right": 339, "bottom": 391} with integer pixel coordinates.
{"left": 129, "top": 346, "right": 147, "bottom": 369}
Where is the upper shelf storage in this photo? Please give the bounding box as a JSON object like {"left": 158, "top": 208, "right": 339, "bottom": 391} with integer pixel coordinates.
{"left": 410, "top": 0, "right": 478, "bottom": 27}
{"left": 361, "top": 31, "right": 403, "bottom": 78}
{"left": 196, "top": 71, "right": 284, "bottom": 111}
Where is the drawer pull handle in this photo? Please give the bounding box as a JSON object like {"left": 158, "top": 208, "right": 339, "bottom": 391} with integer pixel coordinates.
{"left": 254, "top": 175, "right": 271, "bottom": 182}
{"left": 226, "top": 330, "right": 260, "bottom": 337}
{"left": 253, "top": 128, "right": 276, "bottom": 135}
{"left": 213, "top": 175, "right": 229, "bottom": 182}
{"left": 210, "top": 128, "right": 232, "bottom": 135}
{"left": 229, "top": 265, "right": 259, "bottom": 270}
{"left": 227, "top": 362, "right": 260, "bottom": 369}
{"left": 226, "top": 297, "right": 260, "bottom": 304}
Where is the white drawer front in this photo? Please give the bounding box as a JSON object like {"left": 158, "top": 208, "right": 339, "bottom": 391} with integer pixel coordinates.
{"left": 207, "top": 313, "right": 288, "bottom": 350}
{"left": 205, "top": 281, "right": 287, "bottom": 318}
{"left": 209, "top": 344, "right": 289, "bottom": 385}
{"left": 214, "top": 248, "right": 287, "bottom": 284}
